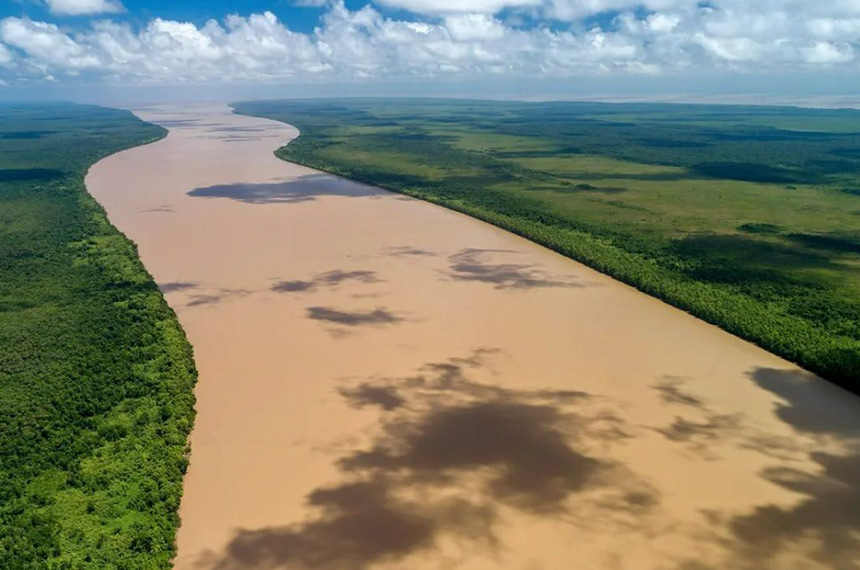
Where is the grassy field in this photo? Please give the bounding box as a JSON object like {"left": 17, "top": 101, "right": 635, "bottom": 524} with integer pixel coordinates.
{"left": 0, "top": 104, "right": 196, "bottom": 569}
{"left": 233, "top": 99, "right": 860, "bottom": 387}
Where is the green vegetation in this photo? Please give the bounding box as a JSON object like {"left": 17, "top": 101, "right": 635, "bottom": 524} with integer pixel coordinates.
{"left": 234, "top": 98, "right": 860, "bottom": 387}
{"left": 0, "top": 104, "right": 196, "bottom": 569}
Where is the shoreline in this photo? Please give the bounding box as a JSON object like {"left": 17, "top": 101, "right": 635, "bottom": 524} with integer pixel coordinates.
{"left": 86, "top": 103, "right": 860, "bottom": 570}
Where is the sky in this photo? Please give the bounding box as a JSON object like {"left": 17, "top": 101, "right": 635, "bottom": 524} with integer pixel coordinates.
{"left": 1, "top": 0, "right": 860, "bottom": 103}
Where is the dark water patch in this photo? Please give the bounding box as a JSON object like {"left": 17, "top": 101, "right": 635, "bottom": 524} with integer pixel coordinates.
{"left": 749, "top": 368, "right": 860, "bottom": 439}
{"left": 0, "top": 168, "right": 64, "bottom": 182}
{"left": 387, "top": 246, "right": 437, "bottom": 257}
{"left": 188, "top": 174, "right": 385, "bottom": 204}
{"left": 272, "top": 270, "right": 382, "bottom": 294}
{"left": 672, "top": 368, "right": 860, "bottom": 568}
{"left": 653, "top": 378, "right": 706, "bottom": 409}
{"left": 207, "top": 479, "right": 494, "bottom": 570}
{"left": 140, "top": 204, "right": 173, "bottom": 213}
{"left": 342, "top": 400, "right": 603, "bottom": 513}
{"left": 447, "top": 248, "right": 582, "bottom": 290}
{"left": 207, "top": 126, "right": 270, "bottom": 133}
{"left": 187, "top": 294, "right": 222, "bottom": 307}
{"left": 317, "top": 270, "right": 381, "bottom": 286}
{"left": 729, "top": 450, "right": 860, "bottom": 569}
{"left": 154, "top": 119, "right": 205, "bottom": 127}
{"left": 657, "top": 414, "right": 743, "bottom": 446}
{"left": 187, "top": 288, "right": 252, "bottom": 307}
{"left": 652, "top": 377, "right": 803, "bottom": 461}
{"left": 205, "top": 350, "right": 655, "bottom": 569}
{"left": 272, "top": 280, "right": 315, "bottom": 293}
{"left": 721, "top": 368, "right": 860, "bottom": 567}
{"left": 158, "top": 282, "right": 197, "bottom": 293}
{"left": 307, "top": 306, "right": 402, "bottom": 326}
{"left": 339, "top": 383, "right": 406, "bottom": 411}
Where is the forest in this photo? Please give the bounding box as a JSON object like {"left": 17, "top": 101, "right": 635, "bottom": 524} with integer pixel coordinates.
{"left": 0, "top": 103, "right": 197, "bottom": 568}
{"left": 234, "top": 98, "right": 860, "bottom": 387}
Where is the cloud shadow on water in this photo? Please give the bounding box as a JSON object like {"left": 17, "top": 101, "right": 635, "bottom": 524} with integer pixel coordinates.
{"left": 203, "top": 350, "right": 657, "bottom": 570}
{"left": 749, "top": 367, "right": 860, "bottom": 439}
{"left": 669, "top": 368, "right": 860, "bottom": 569}
{"left": 447, "top": 248, "right": 583, "bottom": 290}
{"left": 187, "top": 173, "right": 387, "bottom": 204}
{"left": 720, "top": 368, "right": 860, "bottom": 569}
{"left": 306, "top": 306, "right": 403, "bottom": 327}
{"left": 140, "top": 204, "right": 174, "bottom": 213}
{"left": 158, "top": 281, "right": 198, "bottom": 293}
{"left": 387, "top": 246, "right": 438, "bottom": 257}
{"left": 272, "top": 270, "right": 382, "bottom": 294}
{"left": 186, "top": 288, "right": 252, "bottom": 307}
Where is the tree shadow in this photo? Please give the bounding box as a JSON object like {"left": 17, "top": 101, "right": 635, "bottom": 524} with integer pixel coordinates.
{"left": 188, "top": 174, "right": 386, "bottom": 204}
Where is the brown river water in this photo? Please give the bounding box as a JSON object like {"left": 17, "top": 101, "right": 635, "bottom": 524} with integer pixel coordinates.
{"left": 86, "top": 104, "right": 860, "bottom": 570}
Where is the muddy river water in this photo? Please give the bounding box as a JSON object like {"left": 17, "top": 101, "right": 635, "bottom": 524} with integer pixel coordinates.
{"left": 86, "top": 104, "right": 860, "bottom": 570}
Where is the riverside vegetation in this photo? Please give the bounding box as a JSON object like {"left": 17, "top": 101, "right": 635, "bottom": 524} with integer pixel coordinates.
{"left": 234, "top": 99, "right": 860, "bottom": 387}
{"left": 0, "top": 104, "right": 197, "bottom": 569}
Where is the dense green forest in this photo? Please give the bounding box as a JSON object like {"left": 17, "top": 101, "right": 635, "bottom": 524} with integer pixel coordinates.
{"left": 0, "top": 104, "right": 197, "bottom": 568}
{"left": 234, "top": 99, "right": 860, "bottom": 387}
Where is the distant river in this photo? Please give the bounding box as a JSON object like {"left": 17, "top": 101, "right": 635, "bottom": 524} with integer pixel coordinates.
{"left": 86, "top": 104, "right": 860, "bottom": 570}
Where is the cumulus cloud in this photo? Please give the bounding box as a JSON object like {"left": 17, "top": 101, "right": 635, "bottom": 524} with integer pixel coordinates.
{"left": 45, "top": 0, "right": 125, "bottom": 16}
{"left": 0, "top": 18, "right": 102, "bottom": 69}
{"left": 0, "top": 0, "right": 858, "bottom": 85}
{"left": 0, "top": 43, "right": 15, "bottom": 68}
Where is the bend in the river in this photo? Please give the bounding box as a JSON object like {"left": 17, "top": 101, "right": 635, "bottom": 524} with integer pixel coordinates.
{"left": 86, "top": 103, "right": 860, "bottom": 570}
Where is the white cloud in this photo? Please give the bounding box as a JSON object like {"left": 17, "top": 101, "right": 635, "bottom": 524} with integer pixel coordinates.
{"left": 0, "top": 43, "right": 15, "bottom": 68}
{"left": 0, "top": 18, "right": 101, "bottom": 70}
{"left": 375, "top": 0, "right": 541, "bottom": 15}
{"left": 444, "top": 14, "right": 506, "bottom": 41}
{"left": 1, "top": 0, "right": 860, "bottom": 86}
{"left": 45, "top": 0, "right": 125, "bottom": 16}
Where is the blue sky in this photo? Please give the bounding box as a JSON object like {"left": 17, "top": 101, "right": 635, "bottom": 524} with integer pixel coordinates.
{"left": 1, "top": 0, "right": 859, "bottom": 102}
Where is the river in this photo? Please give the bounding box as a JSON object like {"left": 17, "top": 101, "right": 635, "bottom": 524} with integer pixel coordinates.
{"left": 86, "top": 103, "right": 860, "bottom": 570}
